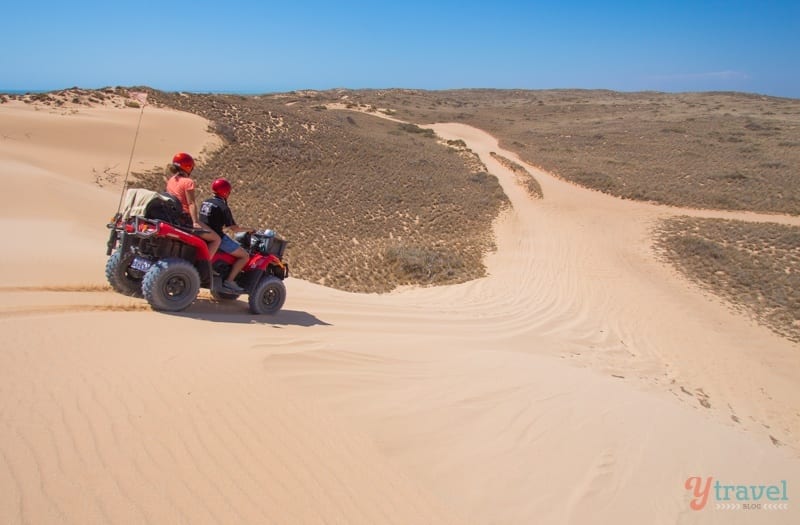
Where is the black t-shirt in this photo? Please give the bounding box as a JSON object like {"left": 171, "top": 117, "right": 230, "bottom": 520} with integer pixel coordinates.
{"left": 199, "top": 195, "right": 236, "bottom": 237}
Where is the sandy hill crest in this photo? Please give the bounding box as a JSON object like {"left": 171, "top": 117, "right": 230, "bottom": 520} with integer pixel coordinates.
{"left": 1, "top": 87, "right": 799, "bottom": 524}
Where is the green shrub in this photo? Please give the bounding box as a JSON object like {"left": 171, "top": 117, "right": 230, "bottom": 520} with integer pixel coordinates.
{"left": 399, "top": 123, "right": 435, "bottom": 137}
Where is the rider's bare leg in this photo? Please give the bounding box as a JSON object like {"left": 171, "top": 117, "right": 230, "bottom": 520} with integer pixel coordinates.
{"left": 200, "top": 230, "right": 221, "bottom": 258}
{"left": 227, "top": 246, "right": 249, "bottom": 283}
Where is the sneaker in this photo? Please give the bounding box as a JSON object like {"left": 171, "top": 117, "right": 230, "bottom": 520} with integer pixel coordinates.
{"left": 222, "top": 281, "right": 245, "bottom": 294}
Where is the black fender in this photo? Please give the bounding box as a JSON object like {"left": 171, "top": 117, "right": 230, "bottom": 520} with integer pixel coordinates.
{"left": 238, "top": 268, "right": 265, "bottom": 293}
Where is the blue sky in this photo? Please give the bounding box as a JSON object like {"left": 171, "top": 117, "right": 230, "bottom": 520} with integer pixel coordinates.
{"left": 2, "top": 0, "right": 798, "bottom": 98}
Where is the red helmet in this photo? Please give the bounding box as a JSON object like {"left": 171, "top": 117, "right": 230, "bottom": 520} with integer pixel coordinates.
{"left": 211, "top": 177, "right": 232, "bottom": 199}
{"left": 172, "top": 152, "right": 195, "bottom": 175}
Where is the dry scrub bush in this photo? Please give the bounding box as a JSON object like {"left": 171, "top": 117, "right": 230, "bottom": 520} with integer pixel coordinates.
{"left": 489, "top": 152, "right": 543, "bottom": 198}
{"left": 385, "top": 245, "right": 464, "bottom": 284}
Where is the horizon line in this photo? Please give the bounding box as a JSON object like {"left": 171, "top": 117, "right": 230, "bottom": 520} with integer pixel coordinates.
{"left": 2, "top": 86, "right": 798, "bottom": 101}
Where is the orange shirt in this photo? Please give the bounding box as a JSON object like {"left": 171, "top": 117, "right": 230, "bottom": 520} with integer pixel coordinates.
{"left": 166, "top": 175, "right": 196, "bottom": 213}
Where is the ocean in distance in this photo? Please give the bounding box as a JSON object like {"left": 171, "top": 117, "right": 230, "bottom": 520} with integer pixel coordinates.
{"left": 0, "top": 89, "right": 49, "bottom": 95}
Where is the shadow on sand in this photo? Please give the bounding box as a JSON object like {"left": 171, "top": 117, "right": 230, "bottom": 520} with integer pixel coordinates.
{"left": 161, "top": 297, "right": 331, "bottom": 327}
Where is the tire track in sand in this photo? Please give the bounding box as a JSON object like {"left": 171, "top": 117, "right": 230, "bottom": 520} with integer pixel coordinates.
{"left": 426, "top": 123, "right": 800, "bottom": 447}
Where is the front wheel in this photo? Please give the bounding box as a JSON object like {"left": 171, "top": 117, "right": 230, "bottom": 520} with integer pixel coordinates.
{"left": 105, "top": 250, "right": 144, "bottom": 297}
{"left": 142, "top": 257, "right": 200, "bottom": 312}
{"left": 248, "top": 276, "right": 286, "bottom": 314}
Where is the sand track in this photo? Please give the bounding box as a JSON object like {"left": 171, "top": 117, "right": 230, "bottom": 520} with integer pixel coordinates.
{"left": 254, "top": 122, "right": 800, "bottom": 523}
{"left": 1, "top": 103, "right": 798, "bottom": 524}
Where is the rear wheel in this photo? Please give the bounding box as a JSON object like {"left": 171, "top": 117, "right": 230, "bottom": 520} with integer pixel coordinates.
{"left": 248, "top": 276, "right": 286, "bottom": 314}
{"left": 105, "top": 250, "right": 144, "bottom": 297}
{"left": 142, "top": 257, "right": 200, "bottom": 312}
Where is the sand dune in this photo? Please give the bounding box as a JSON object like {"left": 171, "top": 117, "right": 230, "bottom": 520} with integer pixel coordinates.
{"left": 0, "top": 100, "right": 219, "bottom": 287}
{"left": 0, "top": 100, "right": 798, "bottom": 524}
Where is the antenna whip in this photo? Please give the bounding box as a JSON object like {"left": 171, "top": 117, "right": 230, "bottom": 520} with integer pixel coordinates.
{"left": 115, "top": 91, "right": 148, "bottom": 214}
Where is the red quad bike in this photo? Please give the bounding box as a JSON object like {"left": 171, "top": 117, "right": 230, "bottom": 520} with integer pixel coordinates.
{"left": 105, "top": 206, "right": 289, "bottom": 314}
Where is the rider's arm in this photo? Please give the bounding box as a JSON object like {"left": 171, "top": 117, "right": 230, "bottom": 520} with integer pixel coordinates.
{"left": 224, "top": 207, "right": 253, "bottom": 233}
{"left": 186, "top": 188, "right": 201, "bottom": 226}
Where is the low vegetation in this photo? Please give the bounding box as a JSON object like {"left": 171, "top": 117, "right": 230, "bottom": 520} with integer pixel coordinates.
{"left": 317, "top": 89, "right": 800, "bottom": 215}
{"left": 398, "top": 123, "right": 436, "bottom": 138}
{"left": 489, "top": 152, "right": 543, "bottom": 198}
{"left": 3, "top": 87, "right": 145, "bottom": 109}
{"left": 132, "top": 89, "right": 508, "bottom": 292}
{"left": 655, "top": 217, "right": 800, "bottom": 343}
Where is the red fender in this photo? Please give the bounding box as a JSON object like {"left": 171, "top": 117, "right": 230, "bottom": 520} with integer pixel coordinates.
{"left": 248, "top": 253, "right": 284, "bottom": 272}
{"left": 211, "top": 251, "right": 238, "bottom": 266}
{"left": 156, "top": 222, "right": 211, "bottom": 260}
